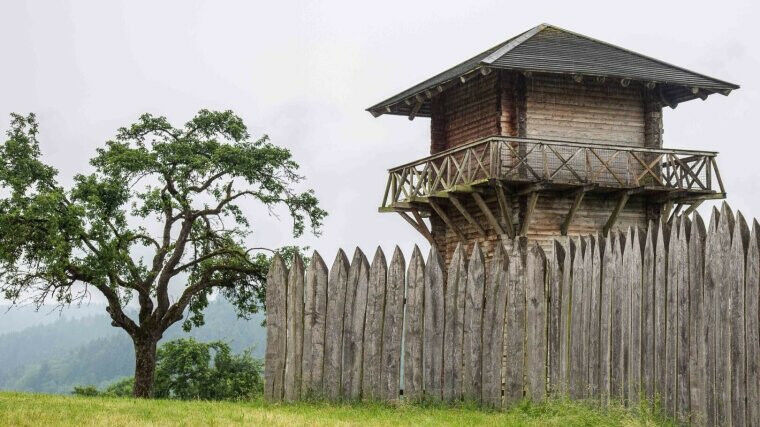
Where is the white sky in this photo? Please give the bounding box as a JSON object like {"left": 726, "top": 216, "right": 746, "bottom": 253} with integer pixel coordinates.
{"left": 0, "top": 0, "right": 758, "bottom": 269}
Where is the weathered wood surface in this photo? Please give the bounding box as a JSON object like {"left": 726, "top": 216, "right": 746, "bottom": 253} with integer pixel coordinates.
{"left": 265, "top": 205, "right": 760, "bottom": 420}
{"left": 404, "top": 246, "right": 425, "bottom": 401}
{"left": 302, "top": 252, "right": 328, "bottom": 398}
{"left": 424, "top": 247, "right": 446, "bottom": 400}
{"left": 548, "top": 240, "right": 566, "bottom": 393}
{"left": 504, "top": 238, "right": 527, "bottom": 405}
{"left": 526, "top": 244, "right": 547, "bottom": 402}
{"left": 342, "top": 250, "right": 369, "bottom": 399}
{"left": 362, "top": 248, "right": 387, "bottom": 401}
{"left": 381, "top": 247, "right": 405, "bottom": 401}
{"left": 588, "top": 235, "right": 603, "bottom": 398}
{"left": 654, "top": 220, "right": 668, "bottom": 402}
{"left": 284, "top": 255, "right": 305, "bottom": 401}
{"left": 600, "top": 235, "right": 614, "bottom": 401}
{"left": 443, "top": 244, "right": 467, "bottom": 402}
{"left": 570, "top": 237, "right": 586, "bottom": 398}
{"left": 324, "top": 250, "right": 350, "bottom": 401}
{"left": 688, "top": 215, "right": 706, "bottom": 421}
{"left": 665, "top": 218, "right": 679, "bottom": 415}
{"left": 559, "top": 239, "right": 574, "bottom": 395}
{"left": 265, "top": 254, "right": 288, "bottom": 401}
{"left": 482, "top": 244, "right": 508, "bottom": 407}
{"left": 746, "top": 220, "right": 760, "bottom": 427}
{"left": 641, "top": 222, "right": 655, "bottom": 401}
{"left": 714, "top": 205, "right": 734, "bottom": 425}
{"left": 729, "top": 212, "right": 748, "bottom": 426}
{"left": 463, "top": 243, "right": 485, "bottom": 402}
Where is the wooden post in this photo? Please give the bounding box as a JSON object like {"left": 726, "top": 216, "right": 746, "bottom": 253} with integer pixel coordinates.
{"left": 481, "top": 244, "right": 509, "bottom": 407}
{"left": 442, "top": 244, "right": 467, "bottom": 402}
{"left": 404, "top": 246, "right": 425, "bottom": 401}
{"left": 472, "top": 192, "right": 505, "bottom": 235}
{"left": 324, "top": 250, "right": 350, "bottom": 401}
{"left": 264, "top": 254, "right": 288, "bottom": 402}
{"left": 603, "top": 191, "right": 630, "bottom": 236}
{"left": 381, "top": 247, "right": 405, "bottom": 401}
{"left": 449, "top": 194, "right": 487, "bottom": 237}
{"left": 362, "top": 248, "right": 388, "bottom": 401}
{"left": 561, "top": 189, "right": 586, "bottom": 236}
{"left": 495, "top": 182, "right": 516, "bottom": 238}
{"left": 463, "top": 243, "right": 485, "bottom": 403}
{"left": 504, "top": 238, "right": 528, "bottom": 406}
{"left": 284, "top": 255, "right": 305, "bottom": 402}
{"left": 729, "top": 212, "right": 748, "bottom": 426}
{"left": 526, "top": 243, "right": 548, "bottom": 401}
{"left": 424, "top": 247, "right": 446, "bottom": 400}
{"left": 521, "top": 191, "right": 540, "bottom": 236}
{"left": 746, "top": 220, "right": 760, "bottom": 426}
{"left": 342, "top": 249, "right": 370, "bottom": 400}
{"left": 302, "top": 252, "right": 329, "bottom": 399}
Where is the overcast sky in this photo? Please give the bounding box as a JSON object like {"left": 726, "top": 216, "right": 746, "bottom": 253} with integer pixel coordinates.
{"left": 1, "top": 0, "right": 758, "bottom": 278}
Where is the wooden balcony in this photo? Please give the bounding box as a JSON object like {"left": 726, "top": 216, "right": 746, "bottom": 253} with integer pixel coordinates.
{"left": 381, "top": 136, "right": 725, "bottom": 241}
{"left": 381, "top": 136, "right": 725, "bottom": 209}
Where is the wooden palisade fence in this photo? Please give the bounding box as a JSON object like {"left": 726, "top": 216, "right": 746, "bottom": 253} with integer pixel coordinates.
{"left": 265, "top": 202, "right": 759, "bottom": 426}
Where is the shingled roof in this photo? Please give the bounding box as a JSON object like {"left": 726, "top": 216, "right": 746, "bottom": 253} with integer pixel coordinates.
{"left": 367, "top": 24, "right": 739, "bottom": 118}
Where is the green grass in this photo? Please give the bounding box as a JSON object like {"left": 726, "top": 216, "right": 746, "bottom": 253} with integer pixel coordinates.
{"left": 0, "top": 391, "right": 675, "bottom": 426}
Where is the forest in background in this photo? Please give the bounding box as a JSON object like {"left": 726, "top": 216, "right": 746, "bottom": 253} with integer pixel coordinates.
{"left": 0, "top": 299, "right": 266, "bottom": 394}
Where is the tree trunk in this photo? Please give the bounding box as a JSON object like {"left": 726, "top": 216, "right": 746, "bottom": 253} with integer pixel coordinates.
{"left": 133, "top": 337, "right": 158, "bottom": 398}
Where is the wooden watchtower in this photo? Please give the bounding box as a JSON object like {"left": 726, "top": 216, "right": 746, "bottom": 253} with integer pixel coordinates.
{"left": 368, "top": 24, "right": 738, "bottom": 260}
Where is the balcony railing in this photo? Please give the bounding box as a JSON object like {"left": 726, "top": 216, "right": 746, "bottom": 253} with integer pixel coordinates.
{"left": 381, "top": 136, "right": 725, "bottom": 209}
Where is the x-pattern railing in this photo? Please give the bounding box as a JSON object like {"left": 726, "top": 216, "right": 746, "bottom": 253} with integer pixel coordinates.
{"left": 381, "top": 136, "right": 723, "bottom": 208}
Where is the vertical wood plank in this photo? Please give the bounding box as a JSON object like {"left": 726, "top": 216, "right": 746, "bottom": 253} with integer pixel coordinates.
{"left": 588, "top": 235, "right": 603, "bottom": 399}
{"left": 665, "top": 218, "right": 680, "bottom": 416}
{"left": 504, "top": 238, "right": 528, "bottom": 406}
{"left": 628, "top": 227, "right": 644, "bottom": 405}
{"left": 526, "top": 243, "right": 548, "bottom": 402}
{"left": 381, "top": 247, "right": 405, "bottom": 401}
{"left": 600, "top": 235, "right": 614, "bottom": 402}
{"left": 265, "top": 254, "right": 288, "bottom": 401}
{"left": 424, "top": 246, "right": 446, "bottom": 400}
{"left": 676, "top": 218, "right": 691, "bottom": 418}
{"left": 404, "top": 246, "right": 425, "bottom": 401}
{"left": 548, "top": 239, "right": 567, "bottom": 395}
{"left": 688, "top": 215, "right": 707, "bottom": 422}
{"left": 703, "top": 208, "right": 720, "bottom": 426}
{"left": 482, "top": 244, "right": 509, "bottom": 407}
{"left": 362, "top": 247, "right": 387, "bottom": 401}
{"left": 302, "top": 251, "right": 328, "bottom": 399}
{"left": 610, "top": 232, "right": 624, "bottom": 399}
{"left": 463, "top": 243, "right": 485, "bottom": 402}
{"left": 654, "top": 220, "right": 668, "bottom": 406}
{"left": 342, "top": 249, "right": 370, "bottom": 400}
{"left": 443, "top": 244, "right": 467, "bottom": 402}
{"left": 715, "top": 204, "right": 734, "bottom": 425}
{"left": 582, "top": 236, "right": 594, "bottom": 398}
{"left": 730, "top": 211, "right": 748, "bottom": 426}
{"left": 323, "top": 250, "right": 350, "bottom": 401}
{"left": 620, "top": 228, "right": 633, "bottom": 404}
{"left": 746, "top": 219, "right": 760, "bottom": 426}
{"left": 284, "top": 255, "right": 305, "bottom": 402}
{"left": 642, "top": 221, "right": 655, "bottom": 402}
{"left": 570, "top": 237, "right": 586, "bottom": 398}
{"left": 560, "top": 239, "right": 574, "bottom": 395}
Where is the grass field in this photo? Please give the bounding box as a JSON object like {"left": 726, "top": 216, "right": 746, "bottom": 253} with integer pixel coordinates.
{"left": 0, "top": 391, "right": 675, "bottom": 426}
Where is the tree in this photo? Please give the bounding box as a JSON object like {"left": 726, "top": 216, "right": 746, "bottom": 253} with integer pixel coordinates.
{"left": 0, "top": 111, "right": 326, "bottom": 397}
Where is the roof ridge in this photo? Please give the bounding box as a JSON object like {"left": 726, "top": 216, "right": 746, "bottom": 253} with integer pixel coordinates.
{"left": 480, "top": 24, "right": 548, "bottom": 65}
{"left": 534, "top": 24, "right": 739, "bottom": 89}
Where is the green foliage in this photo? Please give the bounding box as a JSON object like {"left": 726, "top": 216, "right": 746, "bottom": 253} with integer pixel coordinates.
{"left": 69, "top": 338, "right": 263, "bottom": 401}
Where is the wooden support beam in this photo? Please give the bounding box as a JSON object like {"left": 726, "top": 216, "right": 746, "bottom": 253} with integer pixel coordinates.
{"left": 408, "top": 101, "right": 423, "bottom": 121}
{"left": 668, "top": 203, "right": 684, "bottom": 224}
{"left": 661, "top": 199, "right": 674, "bottom": 224}
{"left": 560, "top": 188, "right": 587, "bottom": 236}
{"left": 398, "top": 211, "right": 435, "bottom": 246}
{"left": 429, "top": 199, "right": 466, "bottom": 244}
{"left": 448, "top": 194, "right": 486, "bottom": 237}
{"left": 603, "top": 191, "right": 631, "bottom": 236}
{"left": 472, "top": 192, "right": 505, "bottom": 235}
{"left": 515, "top": 182, "right": 547, "bottom": 196}
{"left": 520, "top": 191, "right": 539, "bottom": 237}
{"left": 682, "top": 200, "right": 704, "bottom": 217}
{"left": 495, "top": 182, "right": 515, "bottom": 238}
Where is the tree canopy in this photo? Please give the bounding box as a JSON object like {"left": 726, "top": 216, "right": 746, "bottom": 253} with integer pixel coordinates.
{"left": 0, "top": 110, "right": 326, "bottom": 396}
